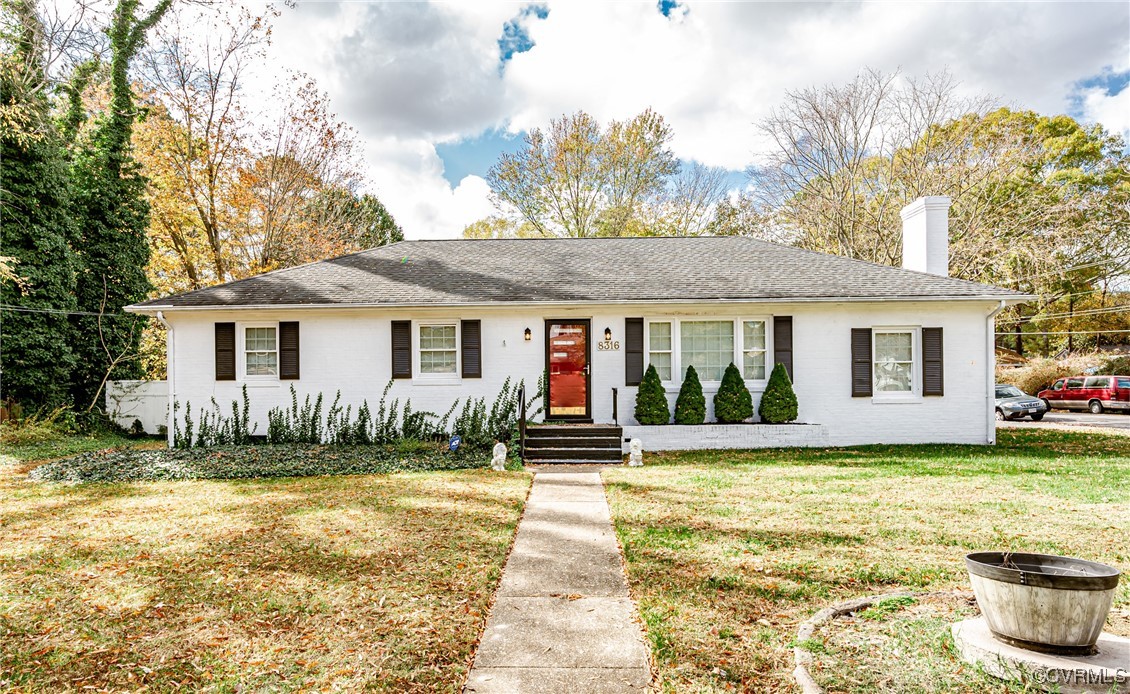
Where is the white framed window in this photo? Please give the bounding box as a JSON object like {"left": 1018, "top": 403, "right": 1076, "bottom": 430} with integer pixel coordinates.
{"left": 648, "top": 321, "right": 673, "bottom": 381}
{"left": 873, "top": 328, "right": 918, "bottom": 397}
{"left": 681, "top": 320, "right": 734, "bottom": 382}
{"left": 241, "top": 323, "right": 278, "bottom": 379}
{"left": 644, "top": 317, "right": 772, "bottom": 386}
{"left": 742, "top": 320, "right": 767, "bottom": 380}
{"left": 416, "top": 322, "right": 459, "bottom": 380}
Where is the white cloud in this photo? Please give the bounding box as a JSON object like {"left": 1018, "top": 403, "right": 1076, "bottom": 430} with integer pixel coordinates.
{"left": 1079, "top": 86, "right": 1130, "bottom": 141}
{"left": 257, "top": 0, "right": 1128, "bottom": 239}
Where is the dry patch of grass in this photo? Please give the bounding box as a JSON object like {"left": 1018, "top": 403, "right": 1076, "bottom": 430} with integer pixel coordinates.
{"left": 0, "top": 462, "right": 530, "bottom": 691}
{"left": 603, "top": 428, "right": 1130, "bottom": 692}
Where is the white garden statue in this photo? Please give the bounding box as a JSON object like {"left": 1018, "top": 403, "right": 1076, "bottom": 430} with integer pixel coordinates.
{"left": 491, "top": 442, "right": 508, "bottom": 471}
{"left": 628, "top": 438, "right": 643, "bottom": 467}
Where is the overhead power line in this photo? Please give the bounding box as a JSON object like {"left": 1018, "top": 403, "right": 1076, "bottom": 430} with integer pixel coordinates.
{"left": 1022, "top": 306, "right": 1130, "bottom": 321}
{"left": 996, "top": 329, "right": 1130, "bottom": 335}
{"left": 1004, "top": 255, "right": 1130, "bottom": 284}
{"left": 0, "top": 304, "right": 138, "bottom": 319}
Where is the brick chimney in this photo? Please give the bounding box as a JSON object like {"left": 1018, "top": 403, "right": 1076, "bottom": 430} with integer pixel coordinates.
{"left": 900, "top": 196, "right": 951, "bottom": 277}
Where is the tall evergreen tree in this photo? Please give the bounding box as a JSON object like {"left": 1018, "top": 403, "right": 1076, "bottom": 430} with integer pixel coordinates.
{"left": 0, "top": 0, "right": 79, "bottom": 408}
{"left": 67, "top": 0, "right": 170, "bottom": 408}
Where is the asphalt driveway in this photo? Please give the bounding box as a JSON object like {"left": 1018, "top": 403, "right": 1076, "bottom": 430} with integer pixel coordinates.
{"left": 999, "top": 410, "right": 1130, "bottom": 433}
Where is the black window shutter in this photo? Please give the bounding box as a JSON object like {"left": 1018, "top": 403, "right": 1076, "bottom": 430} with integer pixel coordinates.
{"left": 922, "top": 327, "right": 944, "bottom": 396}
{"left": 461, "top": 319, "right": 481, "bottom": 378}
{"left": 625, "top": 317, "right": 644, "bottom": 386}
{"left": 773, "top": 316, "right": 793, "bottom": 381}
{"left": 279, "top": 321, "right": 300, "bottom": 380}
{"left": 391, "top": 320, "right": 412, "bottom": 379}
{"left": 215, "top": 322, "right": 235, "bottom": 381}
{"left": 851, "top": 328, "right": 872, "bottom": 397}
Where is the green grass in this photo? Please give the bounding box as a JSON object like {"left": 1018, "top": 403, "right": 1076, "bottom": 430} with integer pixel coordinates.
{"left": 604, "top": 428, "right": 1130, "bottom": 692}
{"left": 2, "top": 442, "right": 531, "bottom": 691}
{"left": 1, "top": 429, "right": 155, "bottom": 468}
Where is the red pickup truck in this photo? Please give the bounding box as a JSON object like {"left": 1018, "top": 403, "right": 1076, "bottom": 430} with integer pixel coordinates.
{"left": 1038, "top": 375, "right": 1130, "bottom": 414}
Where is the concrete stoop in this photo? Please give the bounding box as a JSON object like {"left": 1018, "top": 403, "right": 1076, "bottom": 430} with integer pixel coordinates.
{"left": 952, "top": 617, "right": 1129, "bottom": 694}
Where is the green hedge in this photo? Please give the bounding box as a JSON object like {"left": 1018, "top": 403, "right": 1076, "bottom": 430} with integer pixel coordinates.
{"left": 635, "top": 363, "right": 671, "bottom": 425}
{"left": 758, "top": 363, "right": 798, "bottom": 424}
{"left": 27, "top": 443, "right": 499, "bottom": 484}
{"left": 674, "top": 365, "right": 706, "bottom": 425}
{"left": 713, "top": 362, "right": 753, "bottom": 423}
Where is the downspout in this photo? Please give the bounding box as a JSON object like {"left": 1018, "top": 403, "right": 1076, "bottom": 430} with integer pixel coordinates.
{"left": 156, "top": 311, "right": 174, "bottom": 448}
{"left": 986, "top": 301, "right": 1006, "bottom": 445}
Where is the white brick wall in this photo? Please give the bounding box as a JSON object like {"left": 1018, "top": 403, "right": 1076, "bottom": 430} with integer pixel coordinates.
{"left": 622, "top": 423, "right": 830, "bottom": 451}
{"left": 154, "top": 299, "right": 998, "bottom": 447}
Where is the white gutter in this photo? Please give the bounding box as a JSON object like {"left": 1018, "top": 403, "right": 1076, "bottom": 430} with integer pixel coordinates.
{"left": 985, "top": 300, "right": 1007, "bottom": 445}
{"left": 156, "top": 311, "right": 174, "bottom": 448}
{"left": 126, "top": 294, "right": 1034, "bottom": 315}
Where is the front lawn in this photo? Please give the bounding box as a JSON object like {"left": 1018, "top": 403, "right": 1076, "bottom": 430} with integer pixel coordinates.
{"left": 1, "top": 457, "right": 530, "bottom": 691}
{"left": 604, "top": 428, "right": 1130, "bottom": 693}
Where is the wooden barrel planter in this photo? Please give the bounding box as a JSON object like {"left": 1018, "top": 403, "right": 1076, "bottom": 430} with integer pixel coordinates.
{"left": 965, "top": 552, "right": 1121, "bottom": 656}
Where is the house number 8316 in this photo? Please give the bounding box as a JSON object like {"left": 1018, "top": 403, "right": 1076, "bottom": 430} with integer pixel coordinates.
{"left": 597, "top": 340, "right": 620, "bottom": 351}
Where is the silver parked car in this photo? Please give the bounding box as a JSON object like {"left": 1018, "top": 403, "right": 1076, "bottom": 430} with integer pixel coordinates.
{"left": 995, "top": 384, "right": 1047, "bottom": 421}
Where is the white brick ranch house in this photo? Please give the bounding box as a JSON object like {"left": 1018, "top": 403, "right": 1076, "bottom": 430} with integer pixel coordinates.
{"left": 123, "top": 197, "right": 1026, "bottom": 451}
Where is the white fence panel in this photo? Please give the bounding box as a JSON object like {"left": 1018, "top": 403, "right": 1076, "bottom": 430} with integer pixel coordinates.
{"left": 106, "top": 380, "right": 168, "bottom": 435}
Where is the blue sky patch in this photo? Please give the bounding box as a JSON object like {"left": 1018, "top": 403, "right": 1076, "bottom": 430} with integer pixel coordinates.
{"left": 658, "top": 0, "right": 682, "bottom": 18}
{"left": 498, "top": 4, "right": 549, "bottom": 70}
{"left": 1067, "top": 66, "right": 1129, "bottom": 120}
{"left": 435, "top": 129, "right": 527, "bottom": 187}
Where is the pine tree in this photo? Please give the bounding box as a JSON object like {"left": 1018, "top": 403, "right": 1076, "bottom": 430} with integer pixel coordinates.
{"left": 634, "top": 364, "right": 670, "bottom": 425}
{"left": 0, "top": 1, "right": 79, "bottom": 408}
{"left": 758, "top": 363, "right": 798, "bottom": 424}
{"left": 67, "top": 0, "right": 171, "bottom": 408}
{"left": 673, "top": 365, "right": 706, "bottom": 425}
{"left": 713, "top": 362, "right": 753, "bottom": 423}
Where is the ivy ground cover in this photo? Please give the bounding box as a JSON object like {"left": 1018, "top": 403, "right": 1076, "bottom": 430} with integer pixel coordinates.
{"left": 603, "top": 428, "right": 1130, "bottom": 692}
{"left": 1, "top": 454, "right": 530, "bottom": 691}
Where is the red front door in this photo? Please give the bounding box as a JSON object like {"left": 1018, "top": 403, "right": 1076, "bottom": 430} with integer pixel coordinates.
{"left": 546, "top": 320, "right": 590, "bottom": 420}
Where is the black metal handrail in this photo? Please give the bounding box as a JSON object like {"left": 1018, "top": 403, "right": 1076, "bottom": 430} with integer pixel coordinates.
{"left": 612, "top": 387, "right": 618, "bottom": 425}
{"left": 517, "top": 384, "right": 526, "bottom": 462}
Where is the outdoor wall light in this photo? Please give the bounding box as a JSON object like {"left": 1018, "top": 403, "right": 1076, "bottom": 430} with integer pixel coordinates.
{"left": 604, "top": 327, "right": 612, "bottom": 341}
{"left": 524, "top": 327, "right": 532, "bottom": 341}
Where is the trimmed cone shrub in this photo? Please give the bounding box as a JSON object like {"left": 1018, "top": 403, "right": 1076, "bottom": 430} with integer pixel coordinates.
{"left": 758, "top": 363, "right": 798, "bottom": 423}
{"left": 635, "top": 364, "right": 671, "bottom": 425}
{"left": 674, "top": 365, "right": 706, "bottom": 425}
{"left": 713, "top": 362, "right": 753, "bottom": 423}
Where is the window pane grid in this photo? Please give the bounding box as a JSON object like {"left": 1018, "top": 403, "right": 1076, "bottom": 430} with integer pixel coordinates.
{"left": 419, "top": 324, "right": 457, "bottom": 374}
{"left": 244, "top": 326, "right": 278, "bottom": 376}
{"left": 681, "top": 321, "right": 733, "bottom": 382}
{"left": 874, "top": 331, "right": 913, "bottom": 392}
{"left": 742, "top": 320, "right": 766, "bottom": 380}
{"left": 649, "top": 322, "right": 673, "bottom": 381}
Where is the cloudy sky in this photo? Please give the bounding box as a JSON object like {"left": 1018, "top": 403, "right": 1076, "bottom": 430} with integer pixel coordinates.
{"left": 260, "top": 1, "right": 1129, "bottom": 239}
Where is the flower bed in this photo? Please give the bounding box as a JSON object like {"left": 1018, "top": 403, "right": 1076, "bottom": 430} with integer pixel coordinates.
{"left": 27, "top": 443, "right": 495, "bottom": 483}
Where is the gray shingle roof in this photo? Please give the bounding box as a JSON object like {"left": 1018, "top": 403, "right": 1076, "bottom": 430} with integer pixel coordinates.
{"left": 130, "top": 237, "right": 1025, "bottom": 310}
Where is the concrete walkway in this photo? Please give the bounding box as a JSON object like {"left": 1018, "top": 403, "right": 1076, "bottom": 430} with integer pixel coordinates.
{"left": 465, "top": 470, "right": 651, "bottom": 693}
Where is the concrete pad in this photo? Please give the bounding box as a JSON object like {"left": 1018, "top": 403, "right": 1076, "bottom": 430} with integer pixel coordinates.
{"left": 519, "top": 501, "right": 612, "bottom": 528}
{"left": 496, "top": 546, "right": 628, "bottom": 597}
{"left": 527, "top": 473, "right": 607, "bottom": 503}
{"left": 465, "top": 667, "right": 650, "bottom": 693}
{"left": 472, "top": 597, "right": 649, "bottom": 669}
{"left": 952, "top": 617, "right": 1129, "bottom": 693}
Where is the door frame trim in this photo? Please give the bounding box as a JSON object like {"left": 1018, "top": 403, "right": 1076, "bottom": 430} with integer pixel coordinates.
{"left": 544, "top": 318, "right": 592, "bottom": 422}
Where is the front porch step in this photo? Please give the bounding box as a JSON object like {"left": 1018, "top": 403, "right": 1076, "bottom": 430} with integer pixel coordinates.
{"left": 523, "top": 425, "right": 623, "bottom": 464}
{"left": 523, "top": 447, "right": 623, "bottom": 462}
{"left": 525, "top": 436, "right": 622, "bottom": 449}
{"left": 528, "top": 425, "right": 622, "bottom": 437}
